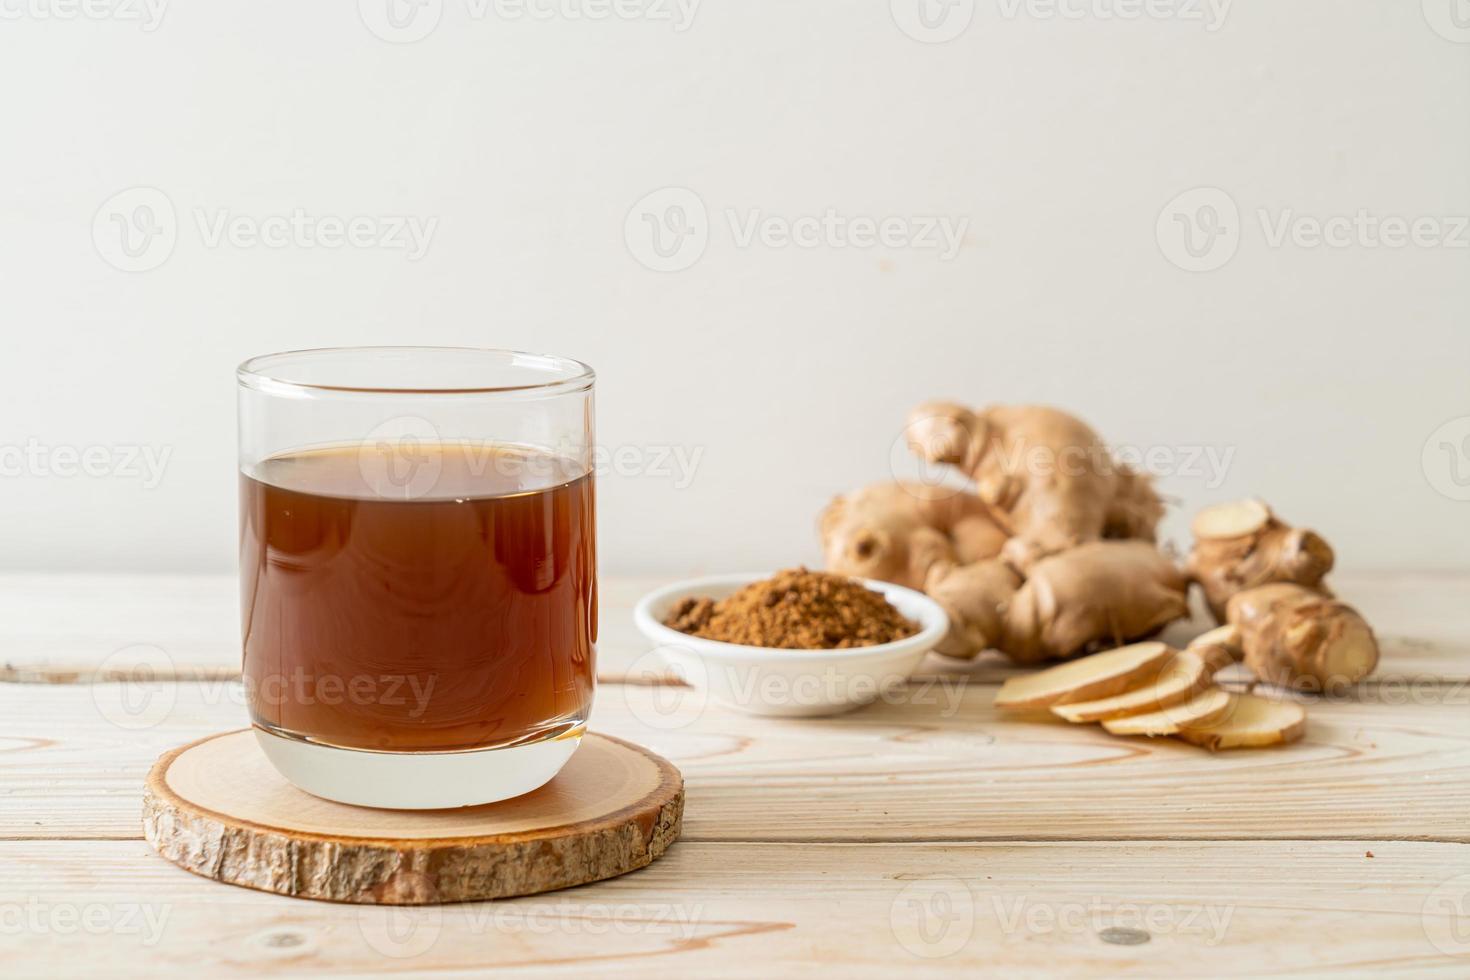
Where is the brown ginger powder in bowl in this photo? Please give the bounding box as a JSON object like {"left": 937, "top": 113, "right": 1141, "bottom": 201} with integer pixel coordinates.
{"left": 662, "top": 567, "right": 919, "bottom": 650}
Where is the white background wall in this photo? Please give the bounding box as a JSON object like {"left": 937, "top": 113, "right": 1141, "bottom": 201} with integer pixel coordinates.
{"left": 1, "top": 1, "right": 1467, "bottom": 575}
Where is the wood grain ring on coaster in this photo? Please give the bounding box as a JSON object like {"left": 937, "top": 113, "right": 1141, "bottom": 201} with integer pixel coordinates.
{"left": 142, "top": 729, "right": 684, "bottom": 904}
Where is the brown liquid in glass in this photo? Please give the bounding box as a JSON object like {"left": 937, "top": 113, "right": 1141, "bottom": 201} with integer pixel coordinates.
{"left": 239, "top": 444, "right": 595, "bottom": 753}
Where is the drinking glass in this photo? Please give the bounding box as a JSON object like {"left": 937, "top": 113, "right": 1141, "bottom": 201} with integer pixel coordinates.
{"left": 237, "top": 347, "right": 596, "bottom": 808}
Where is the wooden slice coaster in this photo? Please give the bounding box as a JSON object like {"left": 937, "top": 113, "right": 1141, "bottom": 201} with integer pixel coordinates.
{"left": 143, "top": 730, "right": 683, "bottom": 905}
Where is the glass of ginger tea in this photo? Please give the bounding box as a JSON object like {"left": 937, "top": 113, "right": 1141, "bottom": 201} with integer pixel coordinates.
{"left": 236, "top": 347, "right": 596, "bottom": 808}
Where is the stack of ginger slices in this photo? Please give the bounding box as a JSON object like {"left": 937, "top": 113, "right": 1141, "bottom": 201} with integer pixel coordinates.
{"left": 993, "top": 634, "right": 1306, "bottom": 750}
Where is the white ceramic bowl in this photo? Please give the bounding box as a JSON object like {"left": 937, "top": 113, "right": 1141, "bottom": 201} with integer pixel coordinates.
{"left": 632, "top": 573, "right": 949, "bottom": 717}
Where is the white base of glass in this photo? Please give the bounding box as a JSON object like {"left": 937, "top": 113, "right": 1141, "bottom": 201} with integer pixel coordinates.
{"left": 254, "top": 727, "right": 582, "bottom": 810}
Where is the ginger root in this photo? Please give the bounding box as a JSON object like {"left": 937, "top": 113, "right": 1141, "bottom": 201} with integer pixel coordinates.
{"left": 822, "top": 403, "right": 1177, "bottom": 665}
{"left": 904, "top": 401, "right": 1164, "bottom": 570}
{"left": 1186, "top": 498, "right": 1335, "bottom": 621}
{"left": 819, "top": 482, "right": 1008, "bottom": 591}
{"left": 1184, "top": 499, "right": 1378, "bottom": 689}
{"left": 925, "top": 540, "right": 1189, "bottom": 664}
{"left": 1225, "top": 583, "right": 1379, "bottom": 691}
{"left": 919, "top": 557, "right": 1021, "bottom": 658}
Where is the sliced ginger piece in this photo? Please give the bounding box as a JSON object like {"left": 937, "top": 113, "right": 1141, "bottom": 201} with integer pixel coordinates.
{"left": 993, "top": 641, "right": 1172, "bottom": 710}
{"left": 1174, "top": 692, "right": 1306, "bottom": 751}
{"left": 1190, "top": 498, "right": 1271, "bottom": 539}
{"left": 1101, "top": 687, "right": 1231, "bottom": 736}
{"left": 1050, "top": 650, "right": 1209, "bottom": 723}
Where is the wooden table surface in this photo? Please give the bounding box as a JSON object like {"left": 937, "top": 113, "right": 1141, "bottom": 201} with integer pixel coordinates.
{"left": 3, "top": 571, "right": 1469, "bottom": 977}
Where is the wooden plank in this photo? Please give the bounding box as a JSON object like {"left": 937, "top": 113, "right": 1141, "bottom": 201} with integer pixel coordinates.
{"left": 3, "top": 572, "right": 1468, "bottom": 686}
{"left": 1, "top": 838, "right": 1465, "bottom": 977}
{"left": 0, "top": 573, "right": 239, "bottom": 681}
{"left": 6, "top": 680, "right": 1468, "bottom": 844}
{"left": 608, "top": 682, "right": 1470, "bottom": 844}
{"left": 0, "top": 573, "right": 666, "bottom": 685}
